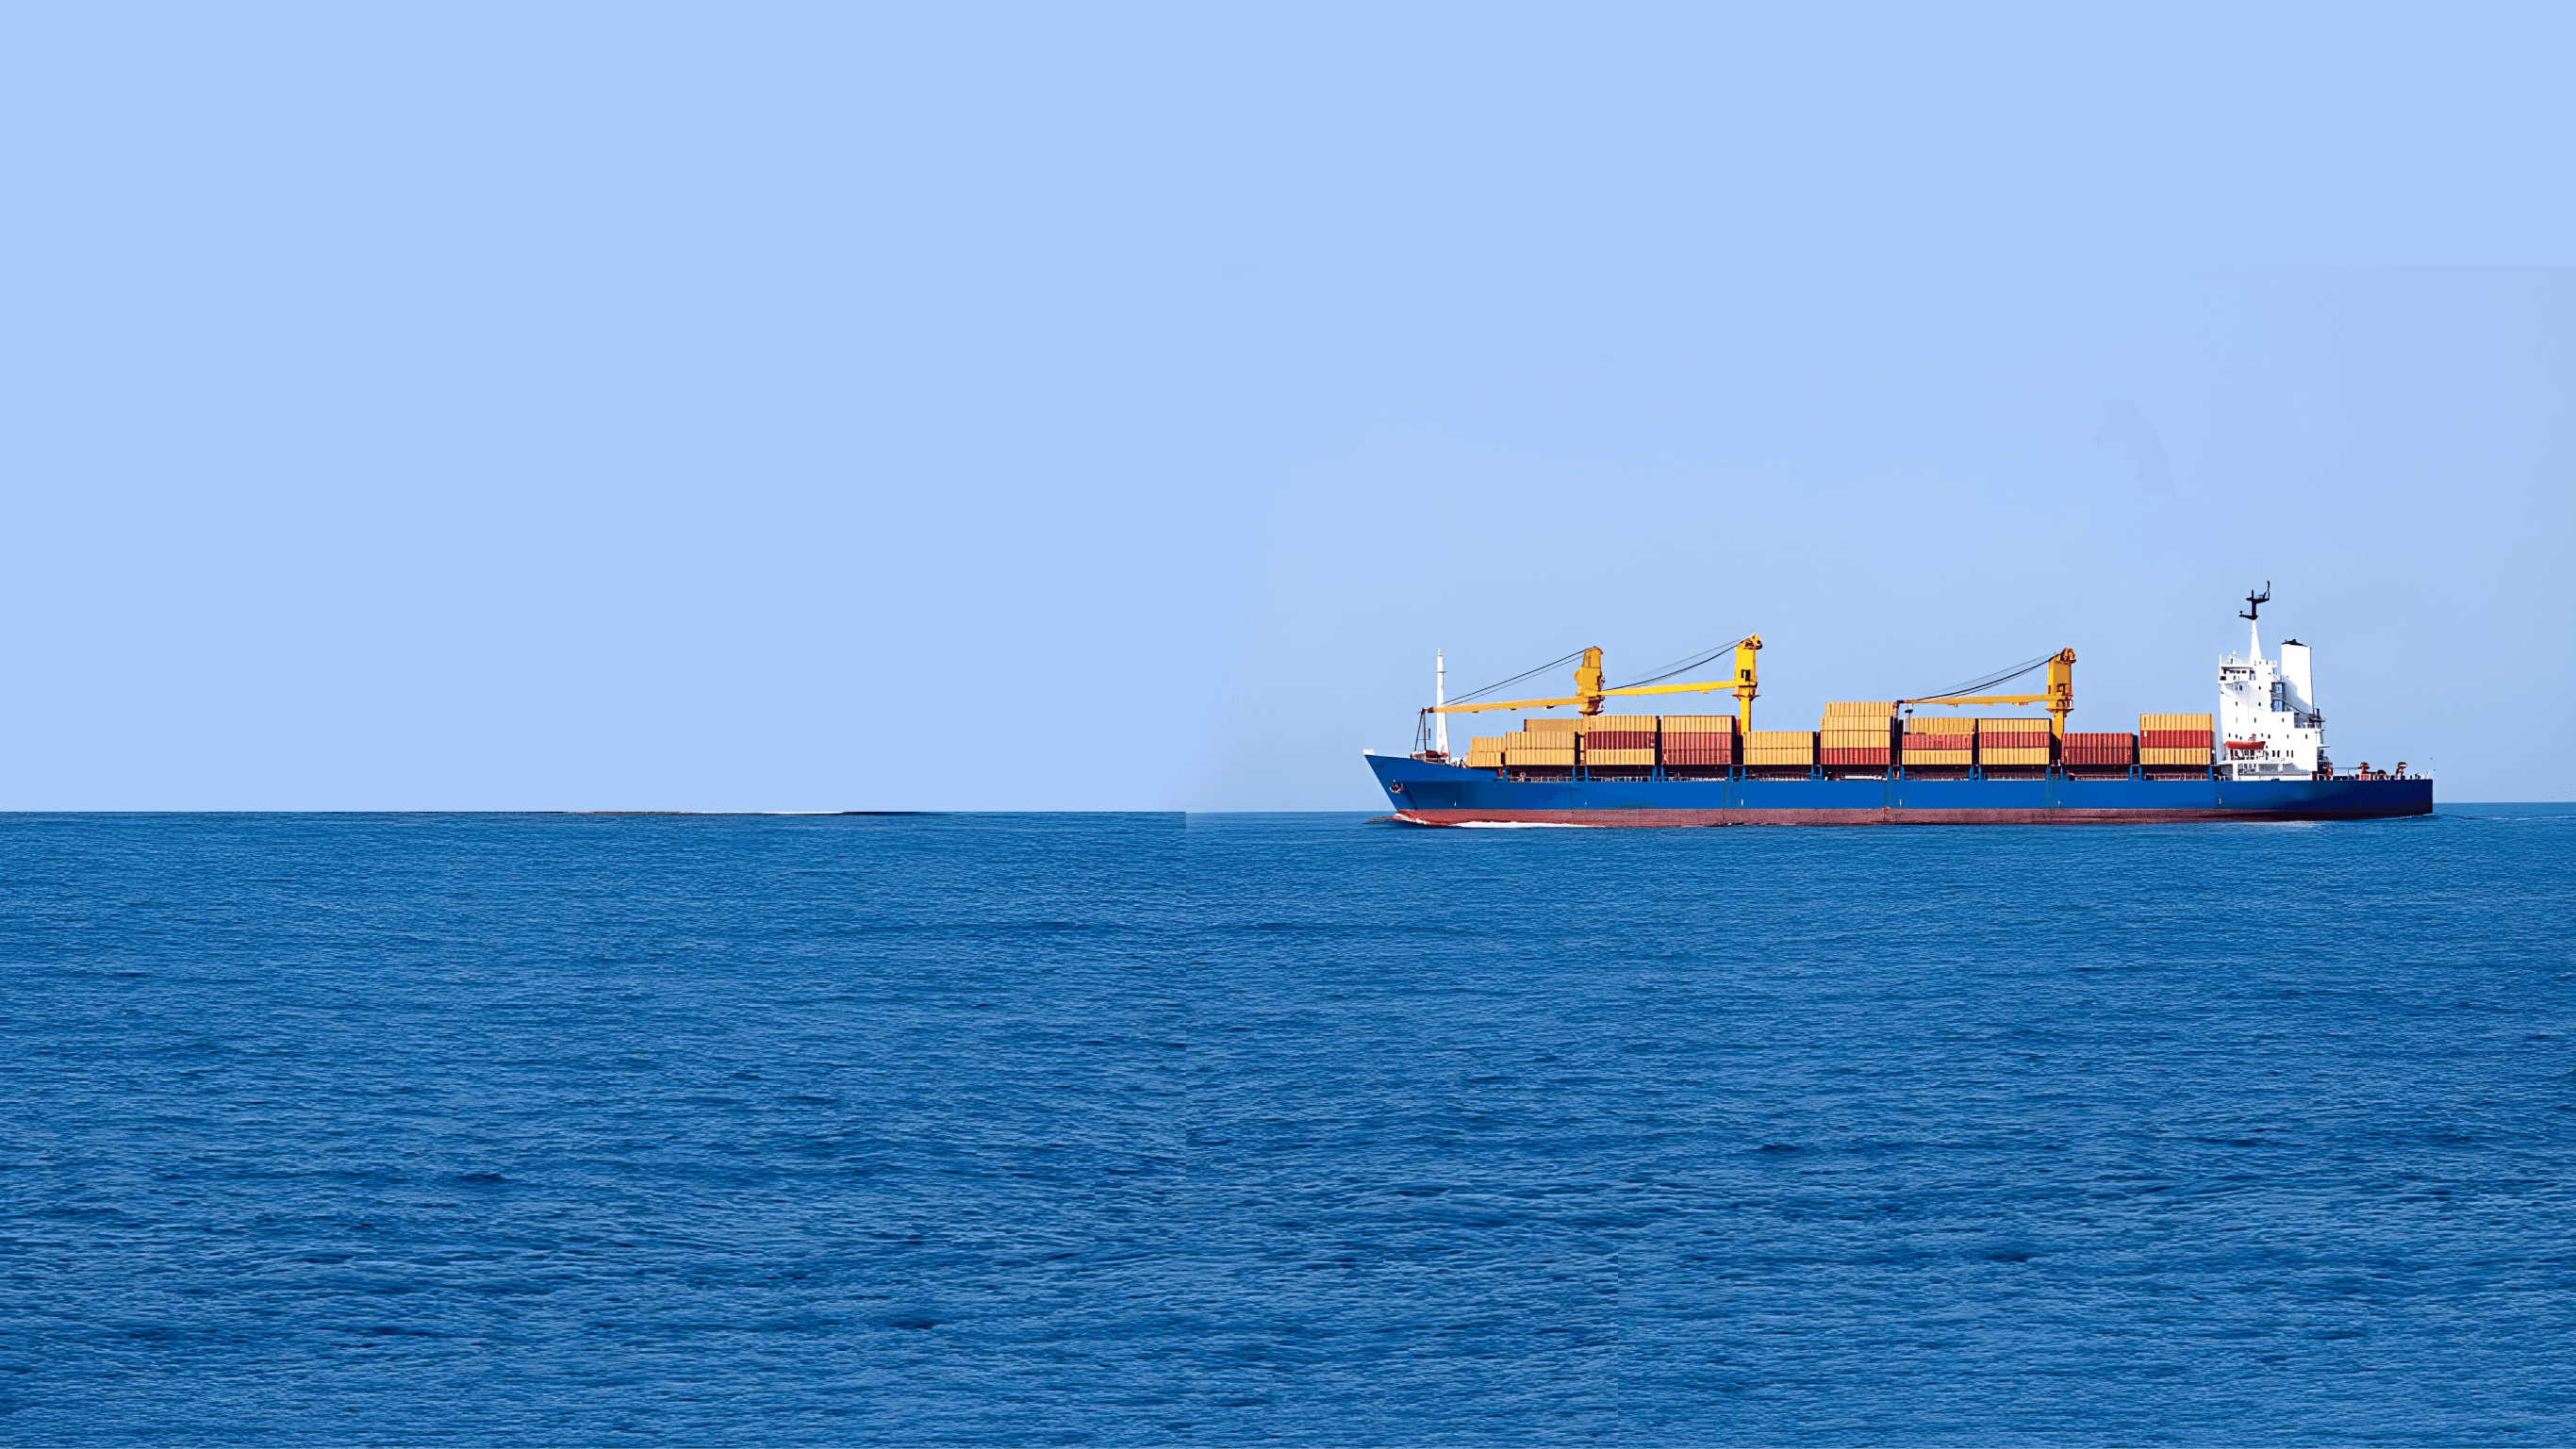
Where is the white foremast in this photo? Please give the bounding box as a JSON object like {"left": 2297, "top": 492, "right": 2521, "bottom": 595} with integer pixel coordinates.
{"left": 1433, "top": 650, "right": 1450, "bottom": 758}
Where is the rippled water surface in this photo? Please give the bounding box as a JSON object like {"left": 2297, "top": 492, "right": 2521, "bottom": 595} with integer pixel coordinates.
{"left": 4, "top": 809, "right": 2573, "bottom": 1444}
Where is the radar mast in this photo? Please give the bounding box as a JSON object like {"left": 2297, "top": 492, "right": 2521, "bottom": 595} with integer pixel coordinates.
{"left": 2238, "top": 583, "right": 2271, "bottom": 661}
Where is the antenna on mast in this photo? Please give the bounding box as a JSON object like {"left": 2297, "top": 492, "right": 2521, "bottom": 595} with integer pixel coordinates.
{"left": 2238, "top": 582, "right": 2272, "bottom": 663}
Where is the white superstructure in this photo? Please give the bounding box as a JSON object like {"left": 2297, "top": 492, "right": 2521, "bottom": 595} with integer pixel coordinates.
{"left": 2217, "top": 603, "right": 2328, "bottom": 781}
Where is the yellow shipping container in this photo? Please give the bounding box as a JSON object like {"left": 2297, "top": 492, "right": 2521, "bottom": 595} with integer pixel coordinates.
{"left": 1824, "top": 700, "right": 1898, "bottom": 716}
{"left": 2140, "top": 713, "right": 2216, "bottom": 731}
{"left": 1525, "top": 717, "right": 1581, "bottom": 733}
{"left": 1743, "top": 731, "right": 1814, "bottom": 749}
{"left": 1660, "top": 716, "right": 1737, "bottom": 733}
{"left": 1820, "top": 730, "right": 1891, "bottom": 748}
{"left": 1976, "top": 717, "right": 2052, "bottom": 733}
{"left": 1980, "top": 748, "right": 2052, "bottom": 766}
{"left": 1583, "top": 748, "right": 1656, "bottom": 766}
{"left": 1463, "top": 751, "right": 1506, "bottom": 768}
{"left": 2139, "top": 748, "right": 2214, "bottom": 766}
{"left": 1578, "top": 715, "right": 1658, "bottom": 732}
{"left": 1903, "top": 749, "right": 1974, "bottom": 765}
{"left": 1742, "top": 750, "right": 1814, "bottom": 766}
{"left": 1504, "top": 749, "right": 1577, "bottom": 766}
{"left": 1468, "top": 737, "right": 1509, "bottom": 754}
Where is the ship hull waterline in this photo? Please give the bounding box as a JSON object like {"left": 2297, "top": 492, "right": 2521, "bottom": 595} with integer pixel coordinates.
{"left": 1366, "top": 755, "right": 2432, "bottom": 826}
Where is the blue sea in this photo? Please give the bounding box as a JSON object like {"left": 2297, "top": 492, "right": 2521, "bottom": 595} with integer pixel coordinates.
{"left": 4, "top": 809, "right": 2573, "bottom": 1445}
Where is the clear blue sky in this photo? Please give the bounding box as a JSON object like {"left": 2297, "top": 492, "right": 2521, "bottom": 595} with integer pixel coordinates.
{"left": 3, "top": 6, "right": 2568, "bottom": 808}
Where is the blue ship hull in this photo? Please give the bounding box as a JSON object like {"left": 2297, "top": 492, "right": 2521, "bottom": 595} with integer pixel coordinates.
{"left": 1365, "top": 755, "right": 2432, "bottom": 825}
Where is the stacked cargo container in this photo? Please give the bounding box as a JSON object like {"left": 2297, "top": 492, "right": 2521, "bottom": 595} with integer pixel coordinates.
{"left": 1456, "top": 711, "right": 2205, "bottom": 779}
{"left": 1577, "top": 715, "right": 1658, "bottom": 773}
{"left": 1742, "top": 729, "right": 1817, "bottom": 772}
{"left": 1906, "top": 715, "right": 1978, "bottom": 772}
{"left": 1902, "top": 716, "right": 1975, "bottom": 769}
{"left": 1660, "top": 715, "right": 1736, "bottom": 774}
{"left": 1502, "top": 719, "right": 1577, "bottom": 773}
{"left": 1976, "top": 717, "right": 2054, "bottom": 769}
{"left": 2060, "top": 731, "right": 2136, "bottom": 772}
{"left": 1819, "top": 701, "right": 1896, "bottom": 770}
{"left": 2138, "top": 713, "right": 2215, "bottom": 771}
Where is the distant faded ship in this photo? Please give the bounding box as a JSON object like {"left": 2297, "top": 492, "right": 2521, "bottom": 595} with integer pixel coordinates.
{"left": 1366, "top": 588, "right": 2430, "bottom": 827}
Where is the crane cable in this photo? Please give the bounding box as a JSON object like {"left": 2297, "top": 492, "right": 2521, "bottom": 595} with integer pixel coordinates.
{"left": 1610, "top": 636, "right": 1746, "bottom": 692}
{"left": 1909, "top": 652, "right": 2056, "bottom": 704}
{"left": 1445, "top": 649, "right": 1589, "bottom": 706}
{"left": 1442, "top": 636, "right": 1749, "bottom": 708}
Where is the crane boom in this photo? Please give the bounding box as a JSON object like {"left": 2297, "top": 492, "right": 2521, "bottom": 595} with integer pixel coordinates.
{"left": 1428, "top": 680, "right": 1741, "bottom": 715}
{"left": 1430, "top": 637, "right": 1760, "bottom": 720}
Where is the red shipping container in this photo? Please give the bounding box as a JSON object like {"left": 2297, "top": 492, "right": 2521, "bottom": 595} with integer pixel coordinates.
{"left": 1582, "top": 731, "right": 1657, "bottom": 749}
{"left": 2062, "top": 733, "right": 2136, "bottom": 750}
{"left": 1821, "top": 748, "right": 1891, "bottom": 766}
{"left": 2141, "top": 730, "right": 2212, "bottom": 749}
{"left": 1981, "top": 733, "right": 2051, "bottom": 750}
{"left": 1662, "top": 746, "right": 1734, "bottom": 765}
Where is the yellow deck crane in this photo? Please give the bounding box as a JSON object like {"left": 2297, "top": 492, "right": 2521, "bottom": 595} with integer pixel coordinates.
{"left": 1898, "top": 648, "right": 2077, "bottom": 736}
{"left": 1427, "top": 636, "right": 1765, "bottom": 733}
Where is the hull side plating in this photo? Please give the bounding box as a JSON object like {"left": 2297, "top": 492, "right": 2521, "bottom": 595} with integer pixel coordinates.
{"left": 1365, "top": 755, "right": 2432, "bottom": 826}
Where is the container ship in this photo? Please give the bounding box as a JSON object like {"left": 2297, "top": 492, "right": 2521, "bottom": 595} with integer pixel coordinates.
{"left": 1365, "top": 588, "right": 2431, "bottom": 826}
